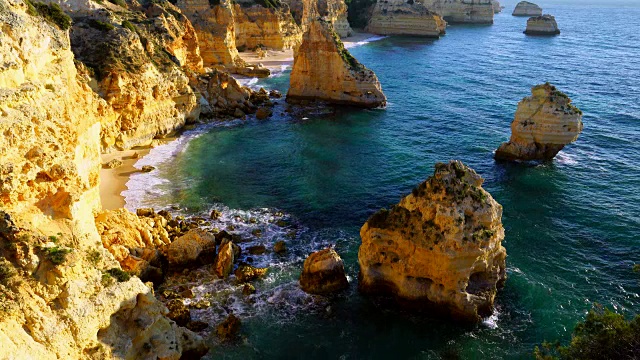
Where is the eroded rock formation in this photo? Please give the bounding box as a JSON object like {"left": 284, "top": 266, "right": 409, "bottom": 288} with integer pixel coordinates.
{"left": 287, "top": 19, "right": 386, "bottom": 108}
{"left": 512, "top": 1, "right": 542, "bottom": 16}
{"left": 0, "top": 0, "right": 206, "bottom": 356}
{"left": 492, "top": 0, "right": 502, "bottom": 13}
{"left": 234, "top": 3, "right": 303, "bottom": 50}
{"left": 424, "top": 0, "right": 494, "bottom": 24}
{"left": 68, "top": 0, "right": 203, "bottom": 152}
{"left": 285, "top": 0, "right": 353, "bottom": 37}
{"left": 358, "top": 161, "right": 507, "bottom": 321}
{"left": 366, "top": 0, "right": 447, "bottom": 37}
{"left": 524, "top": 14, "right": 560, "bottom": 35}
{"left": 495, "top": 83, "right": 583, "bottom": 161}
{"left": 300, "top": 248, "right": 349, "bottom": 294}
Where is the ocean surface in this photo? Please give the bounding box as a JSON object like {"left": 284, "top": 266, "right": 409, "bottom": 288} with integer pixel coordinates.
{"left": 123, "top": 0, "right": 640, "bottom": 358}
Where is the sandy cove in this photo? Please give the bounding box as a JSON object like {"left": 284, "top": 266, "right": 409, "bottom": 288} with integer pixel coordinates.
{"left": 99, "top": 32, "right": 380, "bottom": 210}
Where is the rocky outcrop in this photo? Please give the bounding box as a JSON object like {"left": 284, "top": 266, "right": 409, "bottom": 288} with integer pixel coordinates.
{"left": 214, "top": 240, "right": 235, "bottom": 278}
{"left": 0, "top": 0, "right": 206, "bottom": 356}
{"left": 358, "top": 161, "right": 507, "bottom": 321}
{"left": 199, "top": 69, "right": 275, "bottom": 118}
{"left": 492, "top": 0, "right": 502, "bottom": 13}
{"left": 366, "top": 0, "right": 447, "bottom": 37}
{"left": 167, "top": 229, "right": 216, "bottom": 268}
{"left": 176, "top": 0, "right": 244, "bottom": 68}
{"left": 68, "top": 0, "right": 203, "bottom": 152}
{"left": 300, "top": 248, "right": 349, "bottom": 294}
{"left": 287, "top": 19, "right": 386, "bottom": 108}
{"left": 524, "top": 14, "right": 560, "bottom": 35}
{"left": 495, "top": 84, "right": 583, "bottom": 162}
{"left": 233, "top": 3, "right": 303, "bottom": 50}
{"left": 512, "top": 1, "right": 542, "bottom": 16}
{"left": 284, "top": 0, "right": 353, "bottom": 37}
{"left": 424, "top": 0, "right": 494, "bottom": 24}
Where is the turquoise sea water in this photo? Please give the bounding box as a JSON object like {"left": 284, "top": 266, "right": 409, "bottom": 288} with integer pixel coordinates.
{"left": 125, "top": 1, "right": 640, "bottom": 358}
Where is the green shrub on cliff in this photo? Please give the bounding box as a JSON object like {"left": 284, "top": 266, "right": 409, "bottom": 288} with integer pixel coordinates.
{"left": 122, "top": 20, "right": 136, "bottom": 32}
{"left": 107, "top": 0, "right": 127, "bottom": 7}
{"left": 24, "top": 0, "right": 72, "bottom": 30}
{"left": 534, "top": 307, "right": 640, "bottom": 360}
{"left": 42, "top": 246, "right": 71, "bottom": 265}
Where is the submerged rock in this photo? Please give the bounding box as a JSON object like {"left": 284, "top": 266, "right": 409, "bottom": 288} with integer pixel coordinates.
{"left": 287, "top": 19, "right": 386, "bottom": 108}
{"left": 512, "top": 1, "right": 542, "bottom": 16}
{"left": 366, "top": 0, "right": 447, "bottom": 36}
{"left": 216, "top": 313, "right": 241, "bottom": 341}
{"left": 273, "top": 240, "right": 287, "bottom": 254}
{"left": 358, "top": 161, "right": 507, "bottom": 321}
{"left": 524, "top": 15, "right": 560, "bottom": 35}
{"left": 235, "top": 265, "right": 268, "bottom": 283}
{"left": 495, "top": 83, "right": 583, "bottom": 162}
{"left": 300, "top": 248, "right": 349, "bottom": 294}
{"left": 167, "top": 229, "right": 217, "bottom": 268}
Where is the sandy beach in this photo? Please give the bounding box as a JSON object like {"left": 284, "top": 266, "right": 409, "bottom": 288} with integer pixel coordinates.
{"left": 99, "top": 32, "right": 381, "bottom": 210}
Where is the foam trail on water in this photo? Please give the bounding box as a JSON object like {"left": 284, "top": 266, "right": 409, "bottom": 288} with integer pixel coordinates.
{"left": 344, "top": 35, "right": 388, "bottom": 49}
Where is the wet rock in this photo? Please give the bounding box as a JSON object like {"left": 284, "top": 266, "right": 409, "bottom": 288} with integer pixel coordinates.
{"left": 242, "top": 283, "right": 256, "bottom": 295}
{"left": 141, "top": 165, "right": 155, "bottom": 173}
{"left": 210, "top": 209, "right": 222, "bottom": 220}
{"left": 247, "top": 245, "right": 267, "bottom": 255}
{"left": 216, "top": 313, "right": 241, "bottom": 341}
{"left": 215, "top": 230, "right": 233, "bottom": 245}
{"left": 273, "top": 241, "right": 286, "bottom": 254}
{"left": 214, "top": 241, "right": 234, "bottom": 278}
{"left": 136, "top": 208, "right": 155, "bottom": 217}
{"left": 251, "top": 229, "right": 263, "bottom": 237}
{"left": 186, "top": 321, "right": 209, "bottom": 332}
{"left": 269, "top": 89, "right": 282, "bottom": 98}
{"left": 157, "top": 209, "right": 172, "bottom": 221}
{"left": 166, "top": 299, "right": 191, "bottom": 326}
{"left": 255, "top": 107, "right": 272, "bottom": 120}
{"left": 103, "top": 159, "right": 123, "bottom": 169}
{"left": 189, "top": 300, "right": 211, "bottom": 309}
{"left": 233, "top": 108, "right": 245, "bottom": 118}
{"left": 235, "top": 265, "right": 268, "bottom": 283}
{"left": 232, "top": 243, "right": 241, "bottom": 260}
{"left": 167, "top": 229, "right": 216, "bottom": 268}
{"left": 300, "top": 248, "right": 349, "bottom": 295}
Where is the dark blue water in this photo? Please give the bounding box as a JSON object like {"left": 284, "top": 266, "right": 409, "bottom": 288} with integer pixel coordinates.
{"left": 126, "top": 1, "right": 640, "bottom": 358}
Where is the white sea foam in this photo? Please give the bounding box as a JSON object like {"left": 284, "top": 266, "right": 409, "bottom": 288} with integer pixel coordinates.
{"left": 344, "top": 35, "right": 387, "bottom": 49}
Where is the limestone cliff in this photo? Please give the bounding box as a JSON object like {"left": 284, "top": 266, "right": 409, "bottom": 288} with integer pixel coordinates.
{"left": 495, "top": 83, "right": 583, "bottom": 162}
{"left": 287, "top": 19, "right": 386, "bottom": 108}
{"left": 424, "top": 0, "right": 494, "bottom": 24}
{"left": 176, "top": 0, "right": 244, "bottom": 68}
{"left": 233, "top": 3, "right": 302, "bottom": 50}
{"left": 366, "top": 0, "right": 447, "bottom": 37}
{"left": 524, "top": 14, "right": 560, "bottom": 35}
{"left": 64, "top": 0, "right": 203, "bottom": 152}
{"left": 358, "top": 161, "right": 506, "bottom": 321}
{"left": 0, "top": 0, "right": 205, "bottom": 357}
{"left": 512, "top": 1, "right": 542, "bottom": 16}
{"left": 492, "top": 0, "right": 502, "bottom": 13}
{"left": 284, "top": 0, "right": 353, "bottom": 37}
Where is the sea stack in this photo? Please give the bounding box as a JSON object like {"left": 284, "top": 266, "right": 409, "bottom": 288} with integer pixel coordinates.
{"left": 366, "top": 0, "right": 447, "bottom": 37}
{"left": 300, "top": 248, "right": 349, "bottom": 294}
{"left": 495, "top": 83, "right": 583, "bottom": 162}
{"left": 524, "top": 15, "right": 560, "bottom": 35}
{"left": 512, "top": 1, "right": 542, "bottom": 16}
{"left": 358, "top": 161, "right": 507, "bottom": 322}
{"left": 287, "top": 19, "right": 386, "bottom": 108}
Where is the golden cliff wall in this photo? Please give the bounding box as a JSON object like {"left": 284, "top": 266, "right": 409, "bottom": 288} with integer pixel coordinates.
{"left": 424, "top": 0, "right": 494, "bottom": 24}
{"left": 0, "top": 0, "right": 205, "bottom": 357}
{"left": 176, "top": 0, "right": 243, "bottom": 68}
{"left": 67, "top": 0, "right": 202, "bottom": 152}
{"left": 495, "top": 83, "right": 583, "bottom": 162}
{"left": 284, "top": 0, "right": 353, "bottom": 37}
{"left": 366, "top": 0, "right": 447, "bottom": 37}
{"left": 287, "top": 20, "right": 386, "bottom": 108}
{"left": 234, "top": 3, "right": 302, "bottom": 50}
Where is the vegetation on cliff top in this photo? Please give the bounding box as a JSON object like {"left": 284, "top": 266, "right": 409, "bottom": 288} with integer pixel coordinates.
{"left": 534, "top": 306, "right": 640, "bottom": 360}
{"left": 24, "top": 0, "right": 72, "bottom": 30}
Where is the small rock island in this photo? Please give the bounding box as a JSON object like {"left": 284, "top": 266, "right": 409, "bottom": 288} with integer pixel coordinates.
{"left": 287, "top": 19, "right": 386, "bottom": 108}
{"left": 524, "top": 15, "right": 560, "bottom": 35}
{"left": 358, "top": 161, "right": 507, "bottom": 322}
{"left": 495, "top": 83, "right": 583, "bottom": 162}
{"left": 512, "top": 1, "right": 542, "bottom": 16}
